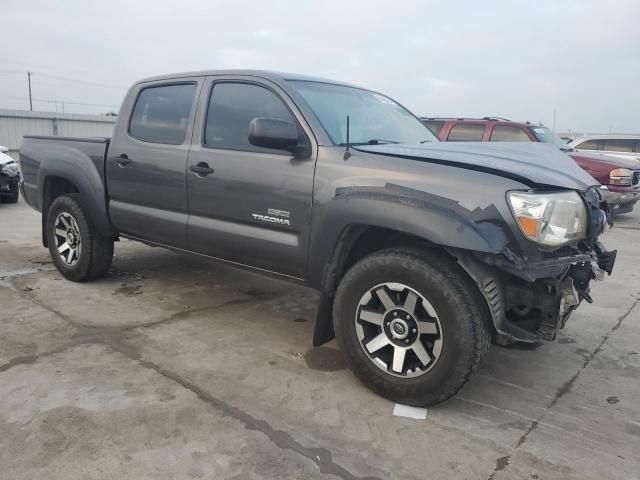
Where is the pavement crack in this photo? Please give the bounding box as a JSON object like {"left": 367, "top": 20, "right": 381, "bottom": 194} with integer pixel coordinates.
{"left": 107, "top": 340, "right": 381, "bottom": 480}
{"left": 123, "top": 297, "right": 255, "bottom": 331}
{"left": 7, "top": 282, "right": 378, "bottom": 479}
{"left": 487, "top": 295, "right": 640, "bottom": 480}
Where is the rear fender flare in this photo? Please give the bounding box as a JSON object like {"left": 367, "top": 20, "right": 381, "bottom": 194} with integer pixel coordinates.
{"left": 37, "top": 148, "right": 115, "bottom": 238}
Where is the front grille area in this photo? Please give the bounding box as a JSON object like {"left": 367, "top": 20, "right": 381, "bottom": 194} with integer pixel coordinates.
{"left": 633, "top": 171, "right": 640, "bottom": 186}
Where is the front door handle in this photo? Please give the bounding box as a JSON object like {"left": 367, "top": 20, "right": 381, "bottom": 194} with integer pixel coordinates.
{"left": 114, "top": 153, "right": 132, "bottom": 167}
{"left": 190, "top": 162, "right": 214, "bottom": 177}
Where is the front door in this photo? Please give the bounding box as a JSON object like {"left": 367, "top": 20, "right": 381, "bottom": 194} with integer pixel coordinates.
{"left": 186, "top": 77, "right": 316, "bottom": 279}
{"left": 106, "top": 80, "right": 200, "bottom": 249}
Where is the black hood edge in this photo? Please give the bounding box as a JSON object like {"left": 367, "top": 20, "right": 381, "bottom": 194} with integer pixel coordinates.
{"left": 355, "top": 147, "right": 544, "bottom": 189}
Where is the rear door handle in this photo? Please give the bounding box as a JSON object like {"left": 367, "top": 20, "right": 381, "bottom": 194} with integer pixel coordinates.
{"left": 114, "top": 153, "right": 132, "bottom": 166}
{"left": 190, "top": 162, "right": 214, "bottom": 177}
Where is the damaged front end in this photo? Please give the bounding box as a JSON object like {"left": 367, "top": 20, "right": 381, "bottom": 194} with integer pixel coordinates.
{"left": 453, "top": 186, "right": 617, "bottom": 343}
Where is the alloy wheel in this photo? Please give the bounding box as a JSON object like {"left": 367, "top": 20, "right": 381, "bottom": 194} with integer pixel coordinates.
{"left": 355, "top": 282, "right": 443, "bottom": 377}
{"left": 53, "top": 212, "right": 82, "bottom": 266}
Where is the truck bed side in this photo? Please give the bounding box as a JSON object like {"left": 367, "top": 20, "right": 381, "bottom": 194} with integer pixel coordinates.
{"left": 19, "top": 135, "right": 117, "bottom": 241}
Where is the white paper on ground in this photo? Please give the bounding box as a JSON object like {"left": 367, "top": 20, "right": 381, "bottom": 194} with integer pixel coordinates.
{"left": 393, "top": 403, "right": 427, "bottom": 420}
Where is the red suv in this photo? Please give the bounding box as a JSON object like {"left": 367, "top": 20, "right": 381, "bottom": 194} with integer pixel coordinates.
{"left": 421, "top": 117, "right": 640, "bottom": 215}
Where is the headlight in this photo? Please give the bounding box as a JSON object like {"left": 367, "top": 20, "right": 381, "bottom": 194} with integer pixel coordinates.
{"left": 610, "top": 168, "right": 632, "bottom": 186}
{"left": 0, "top": 161, "right": 19, "bottom": 177}
{"left": 508, "top": 191, "right": 587, "bottom": 247}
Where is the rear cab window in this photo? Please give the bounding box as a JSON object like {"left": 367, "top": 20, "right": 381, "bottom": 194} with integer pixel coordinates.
{"left": 447, "top": 123, "right": 485, "bottom": 141}
{"left": 490, "top": 125, "right": 532, "bottom": 142}
{"left": 129, "top": 83, "right": 197, "bottom": 144}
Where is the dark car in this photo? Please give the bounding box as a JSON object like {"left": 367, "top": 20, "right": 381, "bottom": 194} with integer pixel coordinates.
{"left": 421, "top": 117, "right": 640, "bottom": 214}
{"left": 18, "top": 71, "right": 615, "bottom": 405}
{"left": 0, "top": 150, "right": 20, "bottom": 203}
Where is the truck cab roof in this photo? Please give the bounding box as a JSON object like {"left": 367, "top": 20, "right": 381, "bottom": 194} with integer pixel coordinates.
{"left": 136, "top": 69, "right": 360, "bottom": 89}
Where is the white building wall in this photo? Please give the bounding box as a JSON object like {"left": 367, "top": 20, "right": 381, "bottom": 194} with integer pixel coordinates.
{"left": 0, "top": 109, "right": 117, "bottom": 160}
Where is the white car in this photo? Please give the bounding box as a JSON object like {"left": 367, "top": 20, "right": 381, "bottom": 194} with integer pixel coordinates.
{"left": 567, "top": 135, "right": 640, "bottom": 163}
{"left": 0, "top": 148, "right": 20, "bottom": 203}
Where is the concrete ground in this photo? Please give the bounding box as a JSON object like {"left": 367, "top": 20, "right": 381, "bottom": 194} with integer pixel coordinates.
{"left": 1, "top": 198, "right": 639, "bottom": 480}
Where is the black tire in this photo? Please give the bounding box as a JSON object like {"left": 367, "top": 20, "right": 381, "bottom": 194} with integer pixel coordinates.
{"left": 333, "top": 248, "right": 491, "bottom": 406}
{"left": 46, "top": 194, "right": 114, "bottom": 282}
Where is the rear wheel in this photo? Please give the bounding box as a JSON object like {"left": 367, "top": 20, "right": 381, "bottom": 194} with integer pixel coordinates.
{"left": 333, "top": 248, "right": 491, "bottom": 405}
{"left": 47, "top": 194, "right": 114, "bottom": 282}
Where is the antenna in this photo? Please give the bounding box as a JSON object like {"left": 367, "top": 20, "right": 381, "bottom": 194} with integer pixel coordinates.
{"left": 343, "top": 115, "right": 351, "bottom": 160}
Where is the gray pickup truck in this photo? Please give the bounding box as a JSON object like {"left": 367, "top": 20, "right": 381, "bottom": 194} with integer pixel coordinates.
{"left": 19, "top": 70, "right": 616, "bottom": 405}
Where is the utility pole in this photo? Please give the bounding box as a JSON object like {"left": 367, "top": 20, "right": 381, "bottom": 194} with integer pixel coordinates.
{"left": 27, "top": 71, "right": 33, "bottom": 111}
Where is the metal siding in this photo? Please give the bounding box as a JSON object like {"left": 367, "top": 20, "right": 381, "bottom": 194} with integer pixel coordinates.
{"left": 0, "top": 109, "right": 116, "bottom": 157}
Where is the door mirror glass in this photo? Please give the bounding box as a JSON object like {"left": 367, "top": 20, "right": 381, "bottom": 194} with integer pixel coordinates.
{"left": 248, "top": 117, "right": 299, "bottom": 152}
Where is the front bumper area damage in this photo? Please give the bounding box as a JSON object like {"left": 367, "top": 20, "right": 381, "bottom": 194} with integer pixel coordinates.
{"left": 452, "top": 187, "right": 617, "bottom": 343}
{"left": 454, "top": 244, "right": 616, "bottom": 343}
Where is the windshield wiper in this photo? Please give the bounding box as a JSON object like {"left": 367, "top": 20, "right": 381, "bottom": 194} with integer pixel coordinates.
{"left": 338, "top": 139, "right": 400, "bottom": 146}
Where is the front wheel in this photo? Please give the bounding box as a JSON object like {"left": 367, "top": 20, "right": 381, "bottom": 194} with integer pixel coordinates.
{"left": 46, "top": 194, "right": 114, "bottom": 282}
{"left": 333, "top": 248, "right": 491, "bottom": 406}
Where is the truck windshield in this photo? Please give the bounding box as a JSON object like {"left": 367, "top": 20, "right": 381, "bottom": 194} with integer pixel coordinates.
{"left": 529, "top": 126, "right": 569, "bottom": 149}
{"left": 288, "top": 80, "right": 437, "bottom": 145}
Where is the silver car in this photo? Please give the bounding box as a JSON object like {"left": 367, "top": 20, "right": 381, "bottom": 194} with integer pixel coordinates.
{"left": 567, "top": 134, "right": 640, "bottom": 163}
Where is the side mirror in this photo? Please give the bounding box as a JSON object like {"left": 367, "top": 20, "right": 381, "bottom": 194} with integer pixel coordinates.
{"left": 0, "top": 145, "right": 8, "bottom": 153}
{"left": 248, "top": 117, "right": 299, "bottom": 153}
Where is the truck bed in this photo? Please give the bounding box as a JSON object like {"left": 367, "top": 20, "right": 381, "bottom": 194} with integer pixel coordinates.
{"left": 19, "top": 135, "right": 111, "bottom": 212}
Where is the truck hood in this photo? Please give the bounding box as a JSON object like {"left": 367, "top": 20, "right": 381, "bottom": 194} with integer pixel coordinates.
{"left": 568, "top": 150, "right": 640, "bottom": 170}
{"left": 356, "top": 142, "right": 599, "bottom": 190}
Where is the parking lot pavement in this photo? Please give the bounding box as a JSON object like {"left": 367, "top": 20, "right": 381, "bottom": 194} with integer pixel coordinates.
{"left": 1, "top": 199, "right": 639, "bottom": 480}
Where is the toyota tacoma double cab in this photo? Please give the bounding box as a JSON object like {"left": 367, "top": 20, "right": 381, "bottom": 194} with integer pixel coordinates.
{"left": 19, "top": 70, "right": 616, "bottom": 405}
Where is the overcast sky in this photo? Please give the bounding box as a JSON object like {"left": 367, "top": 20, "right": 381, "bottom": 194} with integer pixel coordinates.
{"left": 2, "top": 0, "right": 638, "bottom": 133}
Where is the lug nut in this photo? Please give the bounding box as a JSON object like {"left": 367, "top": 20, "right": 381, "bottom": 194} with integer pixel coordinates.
{"left": 404, "top": 339, "right": 410, "bottom": 344}
{"left": 393, "top": 312, "right": 398, "bottom": 316}
{"left": 412, "top": 328, "right": 417, "bottom": 334}
{"left": 406, "top": 315, "right": 410, "bottom": 320}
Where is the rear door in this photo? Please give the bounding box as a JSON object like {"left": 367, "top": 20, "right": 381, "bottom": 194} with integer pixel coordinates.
{"left": 186, "top": 76, "right": 317, "bottom": 279}
{"left": 107, "top": 79, "right": 201, "bottom": 248}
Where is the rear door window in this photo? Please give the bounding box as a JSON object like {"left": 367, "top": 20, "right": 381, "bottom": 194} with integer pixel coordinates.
{"left": 447, "top": 123, "right": 484, "bottom": 141}
{"left": 490, "top": 125, "right": 531, "bottom": 142}
{"left": 602, "top": 139, "right": 635, "bottom": 153}
{"left": 129, "top": 83, "right": 197, "bottom": 144}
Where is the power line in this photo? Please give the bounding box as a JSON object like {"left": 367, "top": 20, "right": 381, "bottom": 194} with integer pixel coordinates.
{"left": 32, "top": 71, "right": 128, "bottom": 90}
{"left": 0, "top": 94, "right": 120, "bottom": 109}
{"left": 0, "top": 69, "right": 128, "bottom": 90}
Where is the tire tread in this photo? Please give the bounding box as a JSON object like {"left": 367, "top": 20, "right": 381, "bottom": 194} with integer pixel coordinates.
{"left": 333, "top": 247, "right": 491, "bottom": 406}
{"left": 47, "top": 193, "right": 113, "bottom": 282}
